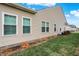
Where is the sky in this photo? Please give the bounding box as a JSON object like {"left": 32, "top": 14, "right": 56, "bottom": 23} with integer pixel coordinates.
{"left": 20, "top": 3, "right": 79, "bottom": 28}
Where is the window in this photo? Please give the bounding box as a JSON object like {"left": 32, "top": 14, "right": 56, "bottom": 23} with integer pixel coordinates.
{"left": 23, "top": 17, "right": 30, "bottom": 33}
{"left": 60, "top": 28, "right": 61, "bottom": 31}
{"left": 42, "top": 21, "right": 45, "bottom": 32}
{"left": 41, "top": 21, "right": 49, "bottom": 32}
{"left": 46, "top": 22, "right": 49, "bottom": 32}
{"left": 54, "top": 24, "right": 56, "bottom": 32}
{"left": 4, "top": 14, "right": 16, "bottom": 35}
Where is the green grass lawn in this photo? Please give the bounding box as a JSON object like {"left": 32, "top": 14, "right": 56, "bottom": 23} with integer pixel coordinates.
{"left": 12, "top": 33, "right": 79, "bottom": 56}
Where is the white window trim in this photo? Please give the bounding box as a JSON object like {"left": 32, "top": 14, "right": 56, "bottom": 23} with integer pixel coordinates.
{"left": 22, "top": 16, "right": 32, "bottom": 34}
{"left": 2, "top": 12, "right": 18, "bottom": 36}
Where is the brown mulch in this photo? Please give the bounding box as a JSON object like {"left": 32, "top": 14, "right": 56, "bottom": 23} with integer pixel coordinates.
{"left": 0, "top": 36, "right": 57, "bottom": 56}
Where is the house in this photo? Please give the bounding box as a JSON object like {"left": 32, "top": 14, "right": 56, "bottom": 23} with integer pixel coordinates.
{"left": 65, "top": 24, "right": 78, "bottom": 32}
{"left": 0, "top": 3, "right": 67, "bottom": 49}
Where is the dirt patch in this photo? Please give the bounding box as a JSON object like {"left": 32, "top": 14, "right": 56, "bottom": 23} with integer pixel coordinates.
{"left": 0, "top": 36, "right": 57, "bottom": 56}
{"left": 0, "top": 42, "right": 30, "bottom": 56}
{"left": 75, "top": 47, "right": 79, "bottom": 56}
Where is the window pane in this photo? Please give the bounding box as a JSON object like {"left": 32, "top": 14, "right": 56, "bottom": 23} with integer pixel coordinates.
{"left": 54, "top": 24, "right": 56, "bottom": 32}
{"left": 4, "top": 14, "right": 16, "bottom": 25}
{"left": 60, "top": 28, "right": 61, "bottom": 31}
{"left": 4, "top": 25, "right": 16, "bottom": 35}
{"left": 42, "top": 27, "right": 45, "bottom": 32}
{"left": 46, "top": 27, "right": 49, "bottom": 32}
{"left": 23, "top": 26, "right": 30, "bottom": 33}
{"left": 54, "top": 27, "right": 56, "bottom": 32}
{"left": 46, "top": 22, "right": 49, "bottom": 27}
{"left": 23, "top": 17, "right": 30, "bottom": 33}
{"left": 4, "top": 14, "right": 16, "bottom": 35}
{"left": 42, "top": 21, "right": 45, "bottom": 27}
{"left": 23, "top": 18, "right": 30, "bottom": 26}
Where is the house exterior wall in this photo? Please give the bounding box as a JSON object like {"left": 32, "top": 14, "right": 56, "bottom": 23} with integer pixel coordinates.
{"left": 37, "top": 6, "right": 66, "bottom": 34}
{"left": 0, "top": 4, "right": 66, "bottom": 47}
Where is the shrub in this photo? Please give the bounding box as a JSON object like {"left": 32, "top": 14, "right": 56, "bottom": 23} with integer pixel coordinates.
{"left": 62, "top": 31, "right": 71, "bottom": 35}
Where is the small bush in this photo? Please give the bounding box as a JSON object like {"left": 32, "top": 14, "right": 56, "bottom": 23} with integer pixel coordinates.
{"left": 62, "top": 31, "right": 71, "bottom": 35}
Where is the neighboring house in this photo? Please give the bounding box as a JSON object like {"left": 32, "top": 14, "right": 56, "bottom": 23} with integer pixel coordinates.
{"left": 0, "top": 3, "right": 67, "bottom": 48}
{"left": 65, "top": 24, "right": 78, "bottom": 32}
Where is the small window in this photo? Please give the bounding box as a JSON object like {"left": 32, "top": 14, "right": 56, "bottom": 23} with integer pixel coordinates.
{"left": 54, "top": 24, "right": 56, "bottom": 32}
{"left": 23, "top": 17, "right": 30, "bottom": 33}
{"left": 42, "top": 21, "right": 45, "bottom": 32}
{"left": 46, "top": 22, "right": 49, "bottom": 32}
{"left": 4, "top": 14, "right": 16, "bottom": 35}
{"left": 60, "top": 28, "right": 61, "bottom": 31}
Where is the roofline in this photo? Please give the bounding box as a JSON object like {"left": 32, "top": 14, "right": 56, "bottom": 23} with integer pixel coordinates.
{"left": 2, "top": 3, "right": 37, "bottom": 14}
{"left": 1, "top": 4, "right": 67, "bottom": 24}
{"left": 37, "top": 6, "right": 68, "bottom": 25}
{"left": 60, "top": 6, "right": 68, "bottom": 25}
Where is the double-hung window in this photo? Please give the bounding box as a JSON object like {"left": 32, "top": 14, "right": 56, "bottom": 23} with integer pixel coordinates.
{"left": 23, "top": 17, "right": 30, "bottom": 33}
{"left": 4, "top": 14, "right": 16, "bottom": 35}
{"left": 42, "top": 21, "right": 49, "bottom": 32}
{"left": 54, "top": 24, "right": 56, "bottom": 32}
{"left": 42, "top": 21, "right": 45, "bottom": 32}
{"left": 46, "top": 22, "right": 49, "bottom": 32}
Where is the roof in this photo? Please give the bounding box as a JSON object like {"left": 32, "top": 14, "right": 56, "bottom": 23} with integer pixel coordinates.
{"left": 2, "top": 3, "right": 37, "bottom": 14}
